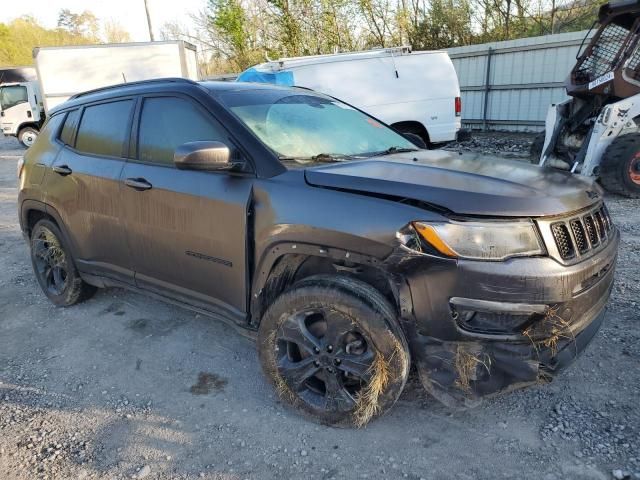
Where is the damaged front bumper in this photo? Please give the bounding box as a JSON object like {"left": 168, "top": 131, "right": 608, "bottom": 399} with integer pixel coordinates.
{"left": 392, "top": 227, "right": 619, "bottom": 407}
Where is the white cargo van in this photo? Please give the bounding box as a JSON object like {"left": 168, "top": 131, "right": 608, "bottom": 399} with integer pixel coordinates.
{"left": 237, "top": 46, "right": 462, "bottom": 146}
{"left": 2, "top": 41, "right": 199, "bottom": 147}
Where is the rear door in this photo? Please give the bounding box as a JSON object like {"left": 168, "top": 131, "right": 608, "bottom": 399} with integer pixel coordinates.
{"left": 44, "top": 99, "right": 135, "bottom": 283}
{"left": 120, "top": 93, "right": 253, "bottom": 320}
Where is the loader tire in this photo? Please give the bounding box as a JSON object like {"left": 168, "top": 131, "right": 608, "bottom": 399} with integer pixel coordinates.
{"left": 600, "top": 133, "right": 640, "bottom": 198}
{"left": 529, "top": 131, "right": 545, "bottom": 164}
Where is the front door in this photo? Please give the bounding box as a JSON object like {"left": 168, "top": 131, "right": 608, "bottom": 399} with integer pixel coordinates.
{"left": 120, "top": 94, "right": 253, "bottom": 319}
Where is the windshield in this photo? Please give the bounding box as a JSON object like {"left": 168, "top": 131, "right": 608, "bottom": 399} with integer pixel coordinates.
{"left": 219, "top": 90, "right": 417, "bottom": 165}
{"left": 0, "top": 85, "right": 28, "bottom": 110}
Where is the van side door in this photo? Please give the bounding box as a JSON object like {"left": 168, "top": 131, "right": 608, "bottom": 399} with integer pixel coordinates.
{"left": 120, "top": 93, "right": 253, "bottom": 322}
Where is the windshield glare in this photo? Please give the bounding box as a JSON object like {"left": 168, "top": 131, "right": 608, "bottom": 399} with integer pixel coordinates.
{"left": 0, "top": 85, "right": 28, "bottom": 110}
{"left": 220, "top": 90, "right": 416, "bottom": 163}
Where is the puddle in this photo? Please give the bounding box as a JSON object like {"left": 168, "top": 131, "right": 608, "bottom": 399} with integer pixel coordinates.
{"left": 190, "top": 372, "right": 228, "bottom": 395}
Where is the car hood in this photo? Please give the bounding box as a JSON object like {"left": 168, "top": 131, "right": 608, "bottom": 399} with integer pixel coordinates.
{"left": 304, "top": 150, "right": 602, "bottom": 217}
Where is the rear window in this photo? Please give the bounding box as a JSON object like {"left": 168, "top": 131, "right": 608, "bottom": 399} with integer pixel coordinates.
{"left": 75, "top": 100, "right": 133, "bottom": 157}
{"left": 59, "top": 109, "right": 79, "bottom": 146}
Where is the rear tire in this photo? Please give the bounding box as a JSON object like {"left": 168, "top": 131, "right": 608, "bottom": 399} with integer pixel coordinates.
{"left": 257, "top": 275, "right": 410, "bottom": 427}
{"left": 30, "top": 219, "right": 96, "bottom": 306}
{"left": 18, "top": 127, "right": 38, "bottom": 148}
{"left": 600, "top": 133, "right": 640, "bottom": 198}
{"left": 393, "top": 123, "right": 431, "bottom": 149}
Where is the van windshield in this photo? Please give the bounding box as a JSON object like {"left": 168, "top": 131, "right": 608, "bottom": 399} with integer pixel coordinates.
{"left": 0, "top": 85, "right": 28, "bottom": 110}
{"left": 219, "top": 89, "right": 417, "bottom": 166}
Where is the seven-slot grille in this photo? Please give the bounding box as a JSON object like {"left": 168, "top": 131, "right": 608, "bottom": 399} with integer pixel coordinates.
{"left": 549, "top": 204, "right": 613, "bottom": 260}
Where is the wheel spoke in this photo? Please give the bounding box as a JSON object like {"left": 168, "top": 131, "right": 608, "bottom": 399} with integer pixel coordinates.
{"left": 51, "top": 267, "right": 66, "bottom": 293}
{"left": 334, "top": 350, "right": 375, "bottom": 380}
{"left": 278, "top": 356, "right": 320, "bottom": 391}
{"left": 44, "top": 266, "right": 54, "bottom": 287}
{"left": 279, "top": 314, "right": 322, "bottom": 354}
{"left": 322, "top": 309, "right": 352, "bottom": 343}
{"left": 322, "top": 370, "right": 355, "bottom": 411}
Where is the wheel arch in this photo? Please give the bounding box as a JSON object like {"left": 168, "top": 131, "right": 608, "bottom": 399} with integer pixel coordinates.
{"left": 390, "top": 120, "right": 430, "bottom": 145}
{"left": 250, "top": 243, "right": 407, "bottom": 327}
{"left": 17, "top": 122, "right": 40, "bottom": 134}
{"left": 20, "top": 201, "right": 78, "bottom": 256}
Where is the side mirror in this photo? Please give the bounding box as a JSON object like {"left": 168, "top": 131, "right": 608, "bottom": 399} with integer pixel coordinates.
{"left": 402, "top": 133, "right": 427, "bottom": 149}
{"left": 174, "top": 141, "right": 237, "bottom": 171}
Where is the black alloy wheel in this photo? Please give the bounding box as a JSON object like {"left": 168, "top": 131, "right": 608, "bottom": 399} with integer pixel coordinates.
{"left": 30, "top": 219, "right": 96, "bottom": 306}
{"left": 258, "top": 275, "right": 410, "bottom": 427}
{"left": 274, "top": 307, "right": 375, "bottom": 413}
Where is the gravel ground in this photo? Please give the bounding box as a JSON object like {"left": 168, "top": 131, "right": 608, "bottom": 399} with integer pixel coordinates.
{"left": 1, "top": 133, "right": 639, "bottom": 480}
{"left": 444, "top": 131, "right": 537, "bottom": 158}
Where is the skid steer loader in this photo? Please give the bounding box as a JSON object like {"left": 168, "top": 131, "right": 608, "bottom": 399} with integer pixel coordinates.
{"left": 536, "top": 0, "right": 640, "bottom": 197}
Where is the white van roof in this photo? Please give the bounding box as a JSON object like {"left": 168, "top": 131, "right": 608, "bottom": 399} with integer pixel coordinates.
{"left": 262, "top": 46, "right": 448, "bottom": 70}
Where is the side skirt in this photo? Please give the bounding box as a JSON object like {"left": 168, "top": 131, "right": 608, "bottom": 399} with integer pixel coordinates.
{"left": 80, "top": 272, "right": 257, "bottom": 341}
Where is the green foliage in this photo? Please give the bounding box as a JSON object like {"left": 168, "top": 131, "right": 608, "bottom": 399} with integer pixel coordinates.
{"left": 0, "top": 16, "right": 100, "bottom": 67}
{"left": 0, "top": 10, "right": 135, "bottom": 68}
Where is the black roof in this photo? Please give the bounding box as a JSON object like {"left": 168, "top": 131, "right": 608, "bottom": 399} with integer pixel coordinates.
{"left": 49, "top": 77, "right": 308, "bottom": 115}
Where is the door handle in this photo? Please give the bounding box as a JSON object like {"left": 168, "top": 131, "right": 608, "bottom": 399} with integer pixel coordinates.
{"left": 52, "top": 165, "right": 72, "bottom": 176}
{"left": 124, "top": 177, "right": 153, "bottom": 191}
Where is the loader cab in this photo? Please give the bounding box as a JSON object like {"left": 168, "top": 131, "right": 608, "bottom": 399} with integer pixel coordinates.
{"left": 0, "top": 81, "right": 44, "bottom": 147}
{"left": 569, "top": 0, "right": 640, "bottom": 98}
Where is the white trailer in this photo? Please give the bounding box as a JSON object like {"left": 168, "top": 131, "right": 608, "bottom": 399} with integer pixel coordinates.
{"left": 2, "top": 41, "right": 199, "bottom": 147}
{"left": 237, "top": 47, "right": 463, "bottom": 146}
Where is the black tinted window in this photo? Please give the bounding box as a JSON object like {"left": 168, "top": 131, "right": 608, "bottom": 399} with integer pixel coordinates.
{"left": 138, "top": 97, "right": 224, "bottom": 165}
{"left": 59, "top": 109, "right": 79, "bottom": 146}
{"left": 75, "top": 100, "right": 133, "bottom": 157}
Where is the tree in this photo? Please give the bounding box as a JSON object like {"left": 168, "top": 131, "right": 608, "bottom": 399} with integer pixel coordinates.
{"left": 103, "top": 19, "right": 132, "bottom": 43}
{"left": 57, "top": 9, "right": 100, "bottom": 40}
{"left": 0, "top": 16, "right": 100, "bottom": 67}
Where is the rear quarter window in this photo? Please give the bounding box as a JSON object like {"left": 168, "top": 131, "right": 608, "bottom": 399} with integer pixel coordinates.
{"left": 75, "top": 100, "right": 133, "bottom": 157}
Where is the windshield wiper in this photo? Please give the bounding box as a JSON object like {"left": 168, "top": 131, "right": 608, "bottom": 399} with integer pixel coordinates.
{"left": 367, "top": 146, "right": 419, "bottom": 157}
{"left": 278, "top": 153, "right": 355, "bottom": 163}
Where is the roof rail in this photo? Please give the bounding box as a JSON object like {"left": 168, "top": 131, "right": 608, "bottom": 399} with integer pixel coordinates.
{"left": 69, "top": 77, "right": 198, "bottom": 100}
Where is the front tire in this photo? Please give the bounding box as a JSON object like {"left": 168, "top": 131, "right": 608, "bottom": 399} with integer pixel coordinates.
{"left": 258, "top": 275, "right": 410, "bottom": 427}
{"left": 18, "top": 127, "right": 38, "bottom": 148}
{"left": 600, "top": 133, "right": 640, "bottom": 198}
{"left": 30, "top": 219, "right": 96, "bottom": 306}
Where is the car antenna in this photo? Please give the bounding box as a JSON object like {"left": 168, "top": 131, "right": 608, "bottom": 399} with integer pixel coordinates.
{"left": 122, "top": 72, "right": 127, "bottom": 83}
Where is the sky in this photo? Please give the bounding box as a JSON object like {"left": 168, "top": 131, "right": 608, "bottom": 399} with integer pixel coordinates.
{"left": 0, "top": 0, "right": 205, "bottom": 42}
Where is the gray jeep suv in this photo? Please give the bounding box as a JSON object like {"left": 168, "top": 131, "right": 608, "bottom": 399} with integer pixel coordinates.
{"left": 18, "top": 79, "right": 619, "bottom": 426}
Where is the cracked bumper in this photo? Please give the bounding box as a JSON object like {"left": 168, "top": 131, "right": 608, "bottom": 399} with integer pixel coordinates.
{"left": 392, "top": 228, "right": 619, "bottom": 406}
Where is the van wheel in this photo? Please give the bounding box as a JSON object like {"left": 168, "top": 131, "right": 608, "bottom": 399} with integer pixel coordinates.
{"left": 600, "top": 133, "right": 640, "bottom": 198}
{"left": 18, "top": 127, "right": 38, "bottom": 148}
{"left": 30, "top": 219, "right": 96, "bottom": 306}
{"left": 258, "top": 275, "right": 410, "bottom": 427}
{"left": 393, "top": 123, "right": 431, "bottom": 149}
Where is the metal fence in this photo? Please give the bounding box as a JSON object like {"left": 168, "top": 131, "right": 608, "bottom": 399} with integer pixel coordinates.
{"left": 447, "top": 30, "right": 593, "bottom": 132}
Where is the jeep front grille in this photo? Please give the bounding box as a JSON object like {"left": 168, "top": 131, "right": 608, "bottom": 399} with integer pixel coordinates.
{"left": 570, "top": 219, "right": 588, "bottom": 254}
{"left": 539, "top": 204, "right": 614, "bottom": 262}
{"left": 551, "top": 223, "right": 575, "bottom": 259}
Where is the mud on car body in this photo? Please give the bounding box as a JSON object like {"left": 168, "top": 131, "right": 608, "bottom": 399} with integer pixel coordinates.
{"left": 18, "top": 79, "right": 619, "bottom": 427}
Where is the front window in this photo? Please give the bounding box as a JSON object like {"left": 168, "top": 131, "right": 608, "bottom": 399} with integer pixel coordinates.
{"left": 219, "top": 90, "right": 416, "bottom": 166}
{"left": 0, "top": 85, "right": 28, "bottom": 110}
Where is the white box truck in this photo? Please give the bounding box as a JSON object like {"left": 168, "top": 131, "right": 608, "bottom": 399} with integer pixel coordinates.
{"left": 237, "top": 46, "right": 463, "bottom": 147}
{"left": 1, "top": 41, "right": 199, "bottom": 147}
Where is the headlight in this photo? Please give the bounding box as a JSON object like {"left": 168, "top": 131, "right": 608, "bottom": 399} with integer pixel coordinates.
{"left": 406, "top": 220, "right": 545, "bottom": 261}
